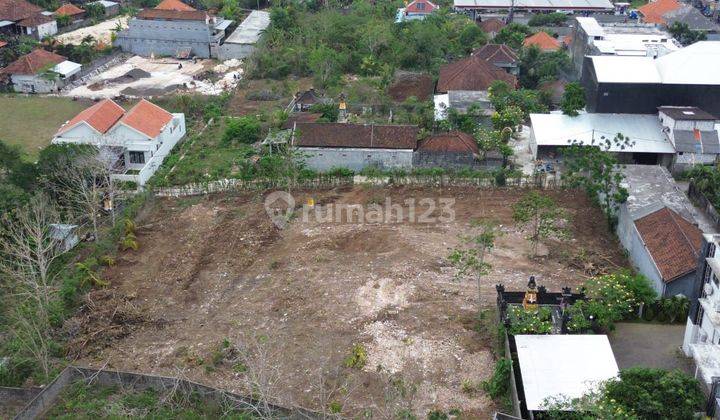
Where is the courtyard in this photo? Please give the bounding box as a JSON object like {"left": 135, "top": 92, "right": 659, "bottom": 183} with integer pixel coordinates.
{"left": 66, "top": 186, "right": 627, "bottom": 417}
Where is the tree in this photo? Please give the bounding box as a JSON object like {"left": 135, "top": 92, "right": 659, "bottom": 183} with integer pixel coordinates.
{"left": 491, "top": 105, "right": 523, "bottom": 131}
{"left": 56, "top": 14, "right": 72, "bottom": 27}
{"left": 84, "top": 2, "right": 105, "bottom": 20}
{"left": 512, "top": 191, "right": 567, "bottom": 256}
{"left": 561, "top": 134, "right": 632, "bottom": 228}
{"left": 489, "top": 81, "right": 548, "bottom": 118}
{"left": 448, "top": 221, "right": 499, "bottom": 315}
{"left": 546, "top": 367, "right": 705, "bottom": 419}
{"left": 43, "top": 145, "right": 117, "bottom": 241}
{"left": 518, "top": 46, "right": 570, "bottom": 89}
{"left": 0, "top": 194, "right": 67, "bottom": 380}
{"left": 494, "top": 23, "right": 533, "bottom": 50}
{"left": 560, "top": 82, "right": 585, "bottom": 117}
{"left": 668, "top": 21, "right": 707, "bottom": 46}
{"left": 308, "top": 46, "right": 343, "bottom": 88}
{"left": 223, "top": 116, "right": 262, "bottom": 145}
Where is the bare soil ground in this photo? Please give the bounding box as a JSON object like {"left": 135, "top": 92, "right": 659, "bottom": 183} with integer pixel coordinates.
{"left": 65, "top": 186, "right": 627, "bottom": 418}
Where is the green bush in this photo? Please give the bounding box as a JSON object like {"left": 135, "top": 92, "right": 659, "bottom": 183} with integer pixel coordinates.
{"left": 481, "top": 358, "right": 512, "bottom": 401}
{"left": 222, "top": 116, "right": 261, "bottom": 145}
{"left": 506, "top": 306, "right": 552, "bottom": 335}
{"left": 344, "top": 344, "right": 367, "bottom": 369}
{"left": 528, "top": 13, "right": 568, "bottom": 27}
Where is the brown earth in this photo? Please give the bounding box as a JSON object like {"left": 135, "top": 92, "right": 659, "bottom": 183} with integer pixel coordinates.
{"left": 65, "top": 186, "right": 627, "bottom": 418}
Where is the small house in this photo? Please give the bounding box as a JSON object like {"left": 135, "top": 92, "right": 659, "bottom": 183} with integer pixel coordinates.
{"left": 477, "top": 17, "right": 505, "bottom": 39}
{"left": 55, "top": 3, "right": 85, "bottom": 22}
{"left": 87, "top": 0, "right": 119, "bottom": 17}
{"left": 1, "top": 49, "right": 80, "bottom": 93}
{"left": 53, "top": 99, "right": 186, "bottom": 186}
{"left": 397, "top": 0, "right": 437, "bottom": 22}
{"left": 292, "top": 88, "right": 326, "bottom": 112}
{"left": 472, "top": 43, "right": 519, "bottom": 75}
{"left": 0, "top": 0, "right": 57, "bottom": 40}
{"left": 413, "top": 131, "right": 492, "bottom": 168}
{"left": 523, "top": 31, "right": 561, "bottom": 52}
{"left": 435, "top": 54, "right": 516, "bottom": 119}
{"left": 289, "top": 122, "right": 419, "bottom": 171}
{"left": 658, "top": 106, "right": 720, "bottom": 173}
{"left": 616, "top": 165, "right": 704, "bottom": 298}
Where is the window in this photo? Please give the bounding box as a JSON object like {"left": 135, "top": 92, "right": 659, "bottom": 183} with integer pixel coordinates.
{"left": 129, "top": 151, "right": 145, "bottom": 164}
{"left": 416, "top": 2, "right": 425, "bottom": 9}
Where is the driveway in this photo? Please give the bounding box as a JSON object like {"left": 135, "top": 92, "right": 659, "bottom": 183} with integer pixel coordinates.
{"left": 608, "top": 322, "right": 694, "bottom": 374}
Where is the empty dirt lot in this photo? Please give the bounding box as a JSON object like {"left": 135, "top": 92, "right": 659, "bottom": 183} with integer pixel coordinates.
{"left": 67, "top": 186, "right": 627, "bottom": 418}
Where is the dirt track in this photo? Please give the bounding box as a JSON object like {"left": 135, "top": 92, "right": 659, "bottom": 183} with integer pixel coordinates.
{"left": 67, "top": 186, "right": 627, "bottom": 418}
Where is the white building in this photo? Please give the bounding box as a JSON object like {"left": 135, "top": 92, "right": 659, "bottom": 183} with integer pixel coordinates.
{"left": 658, "top": 106, "right": 720, "bottom": 172}
{"left": 570, "top": 17, "right": 680, "bottom": 73}
{"left": 53, "top": 99, "right": 186, "bottom": 186}
{"left": 515, "top": 335, "right": 619, "bottom": 418}
{"left": 683, "top": 234, "right": 720, "bottom": 400}
{"left": 0, "top": 49, "right": 80, "bottom": 93}
{"left": 528, "top": 112, "right": 676, "bottom": 165}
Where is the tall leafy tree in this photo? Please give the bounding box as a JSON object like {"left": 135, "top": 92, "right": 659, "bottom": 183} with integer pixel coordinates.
{"left": 560, "top": 82, "right": 586, "bottom": 117}
{"left": 561, "top": 134, "right": 632, "bottom": 228}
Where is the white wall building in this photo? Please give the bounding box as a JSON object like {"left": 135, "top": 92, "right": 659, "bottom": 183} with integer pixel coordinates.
{"left": 53, "top": 99, "right": 185, "bottom": 186}
{"left": 682, "top": 234, "right": 720, "bottom": 407}
{"left": 1, "top": 49, "right": 80, "bottom": 93}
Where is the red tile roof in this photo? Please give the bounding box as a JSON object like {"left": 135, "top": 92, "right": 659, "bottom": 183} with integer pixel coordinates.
{"left": 0, "top": 41, "right": 7, "bottom": 48}
{"left": 472, "top": 43, "right": 519, "bottom": 65}
{"left": 437, "top": 55, "right": 517, "bottom": 93}
{"left": 292, "top": 123, "right": 419, "bottom": 149}
{"left": 634, "top": 207, "right": 702, "bottom": 283}
{"left": 119, "top": 99, "right": 174, "bottom": 138}
{"left": 155, "top": 0, "right": 196, "bottom": 11}
{"left": 638, "top": 0, "right": 680, "bottom": 24}
{"left": 417, "top": 131, "right": 479, "bottom": 154}
{"left": 55, "top": 3, "right": 84, "bottom": 16}
{"left": 137, "top": 8, "right": 207, "bottom": 20}
{"left": 1, "top": 49, "right": 66, "bottom": 75}
{"left": 281, "top": 113, "right": 322, "bottom": 129}
{"left": 56, "top": 99, "right": 125, "bottom": 136}
{"left": 0, "top": 0, "right": 42, "bottom": 22}
{"left": 478, "top": 17, "right": 505, "bottom": 33}
{"left": 18, "top": 13, "right": 54, "bottom": 26}
{"left": 523, "top": 31, "right": 561, "bottom": 51}
{"left": 406, "top": 0, "right": 437, "bottom": 13}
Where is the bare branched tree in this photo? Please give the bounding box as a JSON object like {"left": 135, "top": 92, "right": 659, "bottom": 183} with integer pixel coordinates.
{"left": 45, "top": 146, "right": 119, "bottom": 240}
{"left": 0, "top": 194, "right": 67, "bottom": 379}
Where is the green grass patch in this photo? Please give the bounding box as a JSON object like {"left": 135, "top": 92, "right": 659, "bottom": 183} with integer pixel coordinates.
{"left": 45, "top": 380, "right": 257, "bottom": 419}
{"left": 0, "top": 96, "right": 91, "bottom": 160}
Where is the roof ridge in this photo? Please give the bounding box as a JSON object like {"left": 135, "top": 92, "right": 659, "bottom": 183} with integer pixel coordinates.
{"left": 666, "top": 208, "right": 700, "bottom": 258}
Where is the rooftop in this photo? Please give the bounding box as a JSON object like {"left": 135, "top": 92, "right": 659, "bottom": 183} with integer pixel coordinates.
{"left": 55, "top": 3, "right": 84, "bottom": 16}
{"left": 406, "top": 0, "right": 438, "bottom": 13}
{"left": 417, "top": 131, "right": 480, "bottom": 154}
{"left": 437, "top": 55, "right": 517, "bottom": 93}
{"left": 136, "top": 8, "right": 208, "bottom": 21}
{"left": 529, "top": 113, "right": 675, "bottom": 154}
{"left": 119, "top": 99, "right": 174, "bottom": 138}
{"left": 658, "top": 106, "right": 717, "bottom": 121}
{"left": 472, "top": 43, "right": 519, "bottom": 65}
{"left": 524, "top": 31, "right": 561, "bottom": 51}
{"left": 1, "top": 49, "right": 67, "bottom": 75}
{"left": 634, "top": 206, "right": 702, "bottom": 282}
{"left": 154, "top": 0, "right": 196, "bottom": 11}
{"left": 478, "top": 17, "right": 505, "bottom": 33}
{"left": 224, "top": 10, "right": 270, "bottom": 45}
{"left": 0, "top": 0, "right": 42, "bottom": 22}
{"left": 620, "top": 164, "right": 697, "bottom": 222}
{"left": 515, "top": 335, "right": 619, "bottom": 411}
{"left": 56, "top": 99, "right": 125, "bottom": 135}
{"left": 291, "top": 122, "right": 419, "bottom": 149}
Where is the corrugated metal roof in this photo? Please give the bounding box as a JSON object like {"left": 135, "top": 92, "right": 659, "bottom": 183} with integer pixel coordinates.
{"left": 530, "top": 112, "right": 675, "bottom": 153}
{"left": 224, "top": 10, "right": 269, "bottom": 45}
{"left": 674, "top": 130, "right": 720, "bottom": 153}
{"left": 576, "top": 16, "right": 605, "bottom": 37}
{"left": 655, "top": 41, "right": 720, "bottom": 85}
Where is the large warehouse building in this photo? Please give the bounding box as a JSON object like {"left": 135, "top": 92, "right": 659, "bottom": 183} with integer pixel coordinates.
{"left": 454, "top": 0, "right": 613, "bottom": 13}
{"left": 581, "top": 41, "right": 720, "bottom": 115}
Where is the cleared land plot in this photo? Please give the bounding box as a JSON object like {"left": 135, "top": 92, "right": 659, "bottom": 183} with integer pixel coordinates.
{"left": 609, "top": 323, "right": 693, "bottom": 374}
{"left": 67, "top": 187, "right": 627, "bottom": 417}
{"left": 56, "top": 16, "right": 128, "bottom": 46}
{"left": 0, "top": 96, "right": 92, "bottom": 159}
{"left": 64, "top": 56, "right": 242, "bottom": 98}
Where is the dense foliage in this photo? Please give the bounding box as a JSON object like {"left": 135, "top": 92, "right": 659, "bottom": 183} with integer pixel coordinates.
{"left": 506, "top": 306, "right": 552, "bottom": 335}
{"left": 560, "top": 82, "right": 585, "bottom": 116}
{"left": 687, "top": 164, "right": 720, "bottom": 208}
{"left": 247, "top": 2, "right": 487, "bottom": 86}
{"left": 528, "top": 13, "right": 568, "bottom": 27}
{"left": 668, "top": 21, "right": 707, "bottom": 46}
{"left": 545, "top": 367, "right": 706, "bottom": 419}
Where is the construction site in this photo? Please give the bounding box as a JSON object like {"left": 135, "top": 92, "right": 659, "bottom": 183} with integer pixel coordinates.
{"left": 64, "top": 186, "right": 628, "bottom": 418}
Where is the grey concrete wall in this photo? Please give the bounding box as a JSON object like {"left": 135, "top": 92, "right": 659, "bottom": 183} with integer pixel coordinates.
{"left": 617, "top": 204, "right": 663, "bottom": 298}
{"left": 218, "top": 42, "right": 254, "bottom": 60}
{"left": 298, "top": 147, "right": 414, "bottom": 172}
{"left": 115, "top": 19, "right": 215, "bottom": 58}
{"left": 665, "top": 271, "right": 698, "bottom": 298}
{"left": 413, "top": 151, "right": 502, "bottom": 169}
